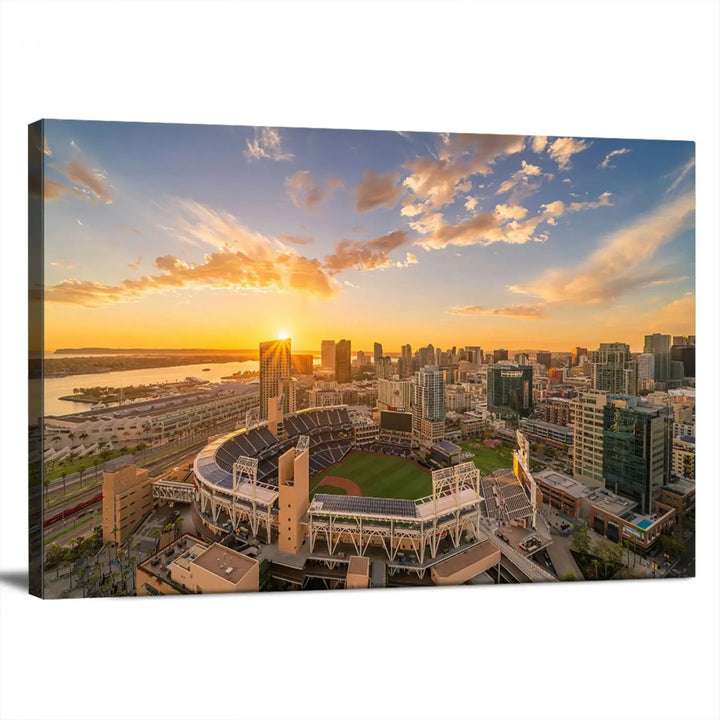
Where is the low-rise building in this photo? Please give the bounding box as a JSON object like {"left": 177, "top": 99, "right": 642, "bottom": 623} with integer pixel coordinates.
{"left": 102, "top": 465, "right": 154, "bottom": 544}
{"left": 137, "top": 535, "right": 259, "bottom": 596}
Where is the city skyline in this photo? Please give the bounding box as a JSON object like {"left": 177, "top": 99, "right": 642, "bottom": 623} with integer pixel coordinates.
{"left": 39, "top": 123, "right": 695, "bottom": 352}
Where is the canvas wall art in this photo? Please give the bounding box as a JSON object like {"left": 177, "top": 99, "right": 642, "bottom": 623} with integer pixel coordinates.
{"left": 28, "top": 121, "right": 695, "bottom": 598}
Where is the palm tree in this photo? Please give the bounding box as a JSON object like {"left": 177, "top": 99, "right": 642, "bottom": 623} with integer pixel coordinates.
{"left": 591, "top": 557, "right": 601, "bottom": 580}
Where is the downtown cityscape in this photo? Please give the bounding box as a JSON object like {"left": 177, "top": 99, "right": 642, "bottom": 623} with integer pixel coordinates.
{"left": 28, "top": 121, "right": 695, "bottom": 598}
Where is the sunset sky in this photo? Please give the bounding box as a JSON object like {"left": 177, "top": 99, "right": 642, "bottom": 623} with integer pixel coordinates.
{"left": 41, "top": 121, "right": 695, "bottom": 353}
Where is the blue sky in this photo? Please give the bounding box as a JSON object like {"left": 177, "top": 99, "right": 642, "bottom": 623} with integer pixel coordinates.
{"left": 41, "top": 121, "right": 695, "bottom": 351}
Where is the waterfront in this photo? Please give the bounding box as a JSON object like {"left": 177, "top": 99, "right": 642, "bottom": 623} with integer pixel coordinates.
{"left": 42, "top": 360, "right": 259, "bottom": 417}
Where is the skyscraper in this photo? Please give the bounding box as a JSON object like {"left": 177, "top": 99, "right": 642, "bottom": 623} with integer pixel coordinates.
{"left": 465, "top": 346, "right": 482, "bottom": 365}
{"left": 376, "top": 356, "right": 393, "bottom": 380}
{"left": 400, "top": 344, "right": 413, "bottom": 378}
{"left": 321, "top": 340, "right": 335, "bottom": 372}
{"left": 335, "top": 339, "right": 352, "bottom": 383}
{"left": 373, "top": 342, "right": 383, "bottom": 366}
{"left": 591, "top": 342, "right": 631, "bottom": 394}
{"left": 573, "top": 346, "right": 588, "bottom": 366}
{"left": 644, "top": 333, "right": 671, "bottom": 384}
{"left": 571, "top": 389, "right": 608, "bottom": 486}
{"left": 536, "top": 351, "right": 551, "bottom": 370}
{"left": 259, "top": 338, "right": 292, "bottom": 420}
{"left": 378, "top": 378, "right": 412, "bottom": 411}
{"left": 602, "top": 400, "right": 673, "bottom": 513}
{"left": 412, "top": 365, "right": 446, "bottom": 446}
{"left": 493, "top": 348, "right": 509, "bottom": 362}
{"left": 487, "top": 364, "right": 533, "bottom": 417}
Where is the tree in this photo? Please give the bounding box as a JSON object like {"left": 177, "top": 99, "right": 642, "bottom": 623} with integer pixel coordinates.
{"left": 571, "top": 526, "right": 591, "bottom": 556}
{"left": 660, "top": 534, "right": 686, "bottom": 557}
{"left": 562, "top": 571, "right": 577, "bottom": 581}
{"left": 590, "top": 557, "right": 601, "bottom": 580}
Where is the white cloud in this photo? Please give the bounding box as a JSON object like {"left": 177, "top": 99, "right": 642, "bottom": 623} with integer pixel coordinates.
{"left": 548, "top": 137, "right": 592, "bottom": 170}
{"left": 598, "top": 147, "right": 631, "bottom": 169}
{"left": 244, "top": 127, "right": 294, "bottom": 162}
{"left": 665, "top": 156, "right": 696, "bottom": 195}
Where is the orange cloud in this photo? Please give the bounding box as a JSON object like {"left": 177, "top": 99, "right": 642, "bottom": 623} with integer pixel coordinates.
{"left": 354, "top": 170, "right": 404, "bottom": 212}
{"left": 448, "top": 304, "right": 546, "bottom": 319}
{"left": 323, "top": 231, "right": 410, "bottom": 273}
{"left": 63, "top": 160, "right": 113, "bottom": 203}
{"left": 286, "top": 170, "right": 343, "bottom": 210}
{"left": 509, "top": 192, "right": 695, "bottom": 305}
{"left": 402, "top": 134, "right": 525, "bottom": 213}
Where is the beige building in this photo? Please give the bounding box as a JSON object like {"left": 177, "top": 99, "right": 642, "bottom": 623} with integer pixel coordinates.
{"left": 571, "top": 390, "right": 608, "bottom": 487}
{"left": 346, "top": 556, "right": 370, "bottom": 589}
{"left": 137, "top": 535, "right": 259, "bottom": 595}
{"left": 102, "top": 465, "right": 154, "bottom": 544}
{"left": 278, "top": 444, "right": 310, "bottom": 554}
{"left": 430, "top": 541, "right": 501, "bottom": 585}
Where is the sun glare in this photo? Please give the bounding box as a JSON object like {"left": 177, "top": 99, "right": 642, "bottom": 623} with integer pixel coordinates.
{"left": 278, "top": 330, "right": 290, "bottom": 340}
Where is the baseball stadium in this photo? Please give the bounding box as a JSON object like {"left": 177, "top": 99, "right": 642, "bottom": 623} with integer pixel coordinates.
{"left": 185, "top": 405, "right": 556, "bottom": 588}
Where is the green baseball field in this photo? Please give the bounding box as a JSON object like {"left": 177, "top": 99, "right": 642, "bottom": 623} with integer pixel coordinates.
{"left": 309, "top": 450, "right": 432, "bottom": 500}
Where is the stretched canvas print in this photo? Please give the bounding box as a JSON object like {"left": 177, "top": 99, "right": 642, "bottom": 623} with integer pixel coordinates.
{"left": 28, "top": 121, "right": 696, "bottom": 598}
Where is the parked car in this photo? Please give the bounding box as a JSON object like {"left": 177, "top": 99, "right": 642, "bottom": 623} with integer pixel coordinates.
{"left": 495, "top": 531, "right": 510, "bottom": 544}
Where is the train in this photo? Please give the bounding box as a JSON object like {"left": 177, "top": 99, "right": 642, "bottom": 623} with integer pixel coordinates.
{"left": 43, "top": 492, "right": 103, "bottom": 528}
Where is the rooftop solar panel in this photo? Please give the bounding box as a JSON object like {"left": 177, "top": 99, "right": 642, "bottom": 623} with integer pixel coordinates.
{"left": 312, "top": 494, "right": 419, "bottom": 518}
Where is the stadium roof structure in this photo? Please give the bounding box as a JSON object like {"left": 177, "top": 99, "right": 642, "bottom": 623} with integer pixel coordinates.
{"left": 310, "top": 494, "right": 418, "bottom": 519}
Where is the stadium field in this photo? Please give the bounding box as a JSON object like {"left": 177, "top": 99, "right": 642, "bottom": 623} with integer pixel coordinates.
{"left": 309, "top": 450, "right": 432, "bottom": 500}
{"left": 459, "top": 440, "right": 515, "bottom": 473}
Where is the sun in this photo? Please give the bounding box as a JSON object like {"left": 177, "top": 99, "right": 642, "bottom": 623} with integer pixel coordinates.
{"left": 277, "top": 330, "right": 290, "bottom": 340}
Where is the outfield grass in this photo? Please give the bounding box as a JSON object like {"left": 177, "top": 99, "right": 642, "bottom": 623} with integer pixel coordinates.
{"left": 310, "top": 450, "right": 432, "bottom": 500}
{"left": 459, "top": 440, "right": 515, "bottom": 473}
{"left": 311, "top": 484, "right": 346, "bottom": 496}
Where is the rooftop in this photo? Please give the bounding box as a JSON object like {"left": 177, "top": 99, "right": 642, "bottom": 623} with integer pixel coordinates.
{"left": 430, "top": 540, "right": 499, "bottom": 580}
{"left": 310, "top": 493, "right": 419, "bottom": 519}
{"left": 347, "top": 556, "right": 370, "bottom": 577}
{"left": 534, "top": 469, "right": 593, "bottom": 499}
{"left": 191, "top": 543, "right": 258, "bottom": 585}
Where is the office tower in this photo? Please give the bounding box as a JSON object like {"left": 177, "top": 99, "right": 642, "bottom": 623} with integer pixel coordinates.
{"left": 377, "top": 378, "right": 412, "bottom": 411}
{"left": 602, "top": 400, "right": 673, "bottom": 514}
{"left": 412, "top": 365, "right": 446, "bottom": 446}
{"left": 687, "top": 335, "right": 695, "bottom": 345}
{"left": 355, "top": 350, "right": 369, "bottom": 368}
{"left": 573, "top": 346, "right": 588, "bottom": 366}
{"left": 373, "top": 342, "right": 383, "bottom": 365}
{"left": 493, "top": 348, "right": 509, "bottom": 362}
{"left": 321, "top": 340, "right": 335, "bottom": 372}
{"left": 536, "top": 351, "right": 551, "bottom": 370}
{"left": 546, "top": 397, "right": 571, "bottom": 425}
{"left": 671, "top": 342, "right": 695, "bottom": 378}
{"left": 623, "top": 359, "right": 638, "bottom": 396}
{"left": 637, "top": 353, "right": 655, "bottom": 383}
{"left": 418, "top": 344, "right": 434, "bottom": 369}
{"left": 292, "top": 354, "right": 314, "bottom": 375}
{"left": 644, "top": 333, "right": 671, "bottom": 384}
{"left": 465, "top": 346, "right": 482, "bottom": 365}
{"left": 259, "top": 338, "right": 292, "bottom": 420}
{"left": 487, "top": 364, "right": 533, "bottom": 417}
{"left": 400, "top": 344, "right": 413, "bottom": 378}
{"left": 335, "top": 339, "right": 352, "bottom": 383}
{"left": 376, "top": 356, "right": 393, "bottom": 380}
{"left": 514, "top": 353, "right": 530, "bottom": 365}
{"left": 672, "top": 336, "right": 688, "bottom": 346}
{"left": 571, "top": 389, "right": 608, "bottom": 486}
{"left": 591, "top": 342, "right": 631, "bottom": 394}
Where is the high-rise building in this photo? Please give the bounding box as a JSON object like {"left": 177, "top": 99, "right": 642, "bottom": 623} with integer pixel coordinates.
{"left": 514, "top": 353, "right": 530, "bottom": 365}
{"left": 292, "top": 354, "right": 314, "bottom": 375}
{"left": 259, "top": 338, "right": 292, "bottom": 420}
{"left": 536, "top": 351, "right": 552, "bottom": 370}
{"left": 644, "top": 333, "right": 671, "bottom": 384}
{"left": 493, "top": 348, "right": 509, "bottom": 362}
{"left": 354, "top": 350, "right": 369, "bottom": 368}
{"left": 465, "top": 346, "right": 482, "bottom": 365}
{"left": 573, "top": 347, "right": 588, "bottom": 366}
{"left": 373, "top": 342, "right": 383, "bottom": 365}
{"left": 591, "top": 342, "right": 631, "bottom": 394}
{"left": 400, "top": 344, "right": 413, "bottom": 378}
{"left": 671, "top": 343, "right": 695, "bottom": 378}
{"left": 487, "top": 364, "right": 533, "bottom": 417}
{"left": 417, "top": 344, "right": 435, "bottom": 369}
{"left": 335, "top": 339, "right": 352, "bottom": 383}
{"left": 672, "top": 335, "right": 688, "bottom": 346}
{"left": 377, "top": 378, "right": 412, "bottom": 411}
{"left": 602, "top": 400, "right": 673, "bottom": 514}
{"left": 571, "top": 390, "right": 608, "bottom": 486}
{"left": 412, "top": 365, "right": 446, "bottom": 446}
{"left": 321, "top": 340, "right": 335, "bottom": 372}
{"left": 376, "top": 356, "right": 393, "bottom": 380}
